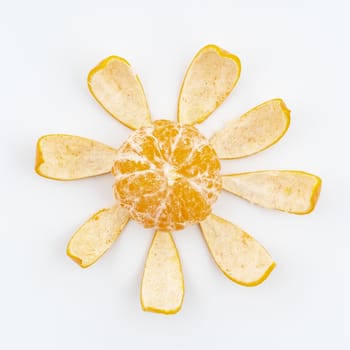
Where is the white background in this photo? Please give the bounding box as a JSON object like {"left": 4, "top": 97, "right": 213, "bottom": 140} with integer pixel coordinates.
{"left": 0, "top": 0, "right": 348, "bottom": 349}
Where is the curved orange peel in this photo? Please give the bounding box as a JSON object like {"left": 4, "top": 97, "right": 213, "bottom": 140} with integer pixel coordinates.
{"left": 35, "top": 134, "right": 118, "bottom": 180}
{"left": 222, "top": 170, "right": 322, "bottom": 214}
{"left": 67, "top": 204, "right": 130, "bottom": 268}
{"left": 199, "top": 214, "right": 275, "bottom": 287}
{"left": 210, "top": 99, "right": 290, "bottom": 159}
{"left": 178, "top": 44, "right": 241, "bottom": 125}
{"left": 88, "top": 56, "right": 151, "bottom": 130}
{"left": 141, "top": 231, "right": 184, "bottom": 314}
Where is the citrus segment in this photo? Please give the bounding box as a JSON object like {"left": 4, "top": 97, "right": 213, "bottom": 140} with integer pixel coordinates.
{"left": 112, "top": 120, "right": 222, "bottom": 231}
{"left": 141, "top": 231, "right": 184, "bottom": 314}
{"left": 67, "top": 204, "right": 130, "bottom": 268}
{"left": 35, "top": 134, "right": 118, "bottom": 180}
{"left": 178, "top": 45, "right": 241, "bottom": 125}
{"left": 222, "top": 170, "right": 321, "bottom": 214}
{"left": 88, "top": 56, "right": 151, "bottom": 130}
{"left": 210, "top": 99, "right": 290, "bottom": 159}
{"left": 200, "top": 214, "right": 275, "bottom": 286}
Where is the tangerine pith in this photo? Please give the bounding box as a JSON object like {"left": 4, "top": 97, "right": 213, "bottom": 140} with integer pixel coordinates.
{"left": 112, "top": 120, "right": 222, "bottom": 231}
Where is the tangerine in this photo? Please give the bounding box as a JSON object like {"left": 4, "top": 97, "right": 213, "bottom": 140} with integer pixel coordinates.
{"left": 112, "top": 120, "right": 222, "bottom": 231}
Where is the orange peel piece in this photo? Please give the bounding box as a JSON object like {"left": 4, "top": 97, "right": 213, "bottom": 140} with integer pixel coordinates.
{"left": 210, "top": 99, "right": 290, "bottom": 159}
{"left": 222, "top": 170, "right": 322, "bottom": 214}
{"left": 67, "top": 204, "right": 130, "bottom": 268}
{"left": 35, "top": 134, "right": 118, "bottom": 180}
{"left": 199, "top": 214, "right": 275, "bottom": 286}
{"left": 141, "top": 231, "right": 184, "bottom": 314}
{"left": 88, "top": 56, "right": 151, "bottom": 130}
{"left": 178, "top": 44, "right": 241, "bottom": 125}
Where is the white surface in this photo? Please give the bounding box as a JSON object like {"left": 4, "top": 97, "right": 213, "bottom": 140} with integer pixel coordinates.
{"left": 0, "top": 0, "right": 348, "bottom": 349}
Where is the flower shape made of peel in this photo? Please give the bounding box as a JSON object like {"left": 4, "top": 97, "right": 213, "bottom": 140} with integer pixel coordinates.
{"left": 35, "top": 45, "right": 322, "bottom": 314}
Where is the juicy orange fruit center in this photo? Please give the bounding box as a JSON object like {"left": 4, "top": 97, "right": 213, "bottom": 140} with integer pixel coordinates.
{"left": 112, "top": 120, "right": 222, "bottom": 231}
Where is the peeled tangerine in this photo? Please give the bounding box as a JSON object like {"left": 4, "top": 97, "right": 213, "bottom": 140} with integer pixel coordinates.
{"left": 112, "top": 120, "right": 222, "bottom": 231}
